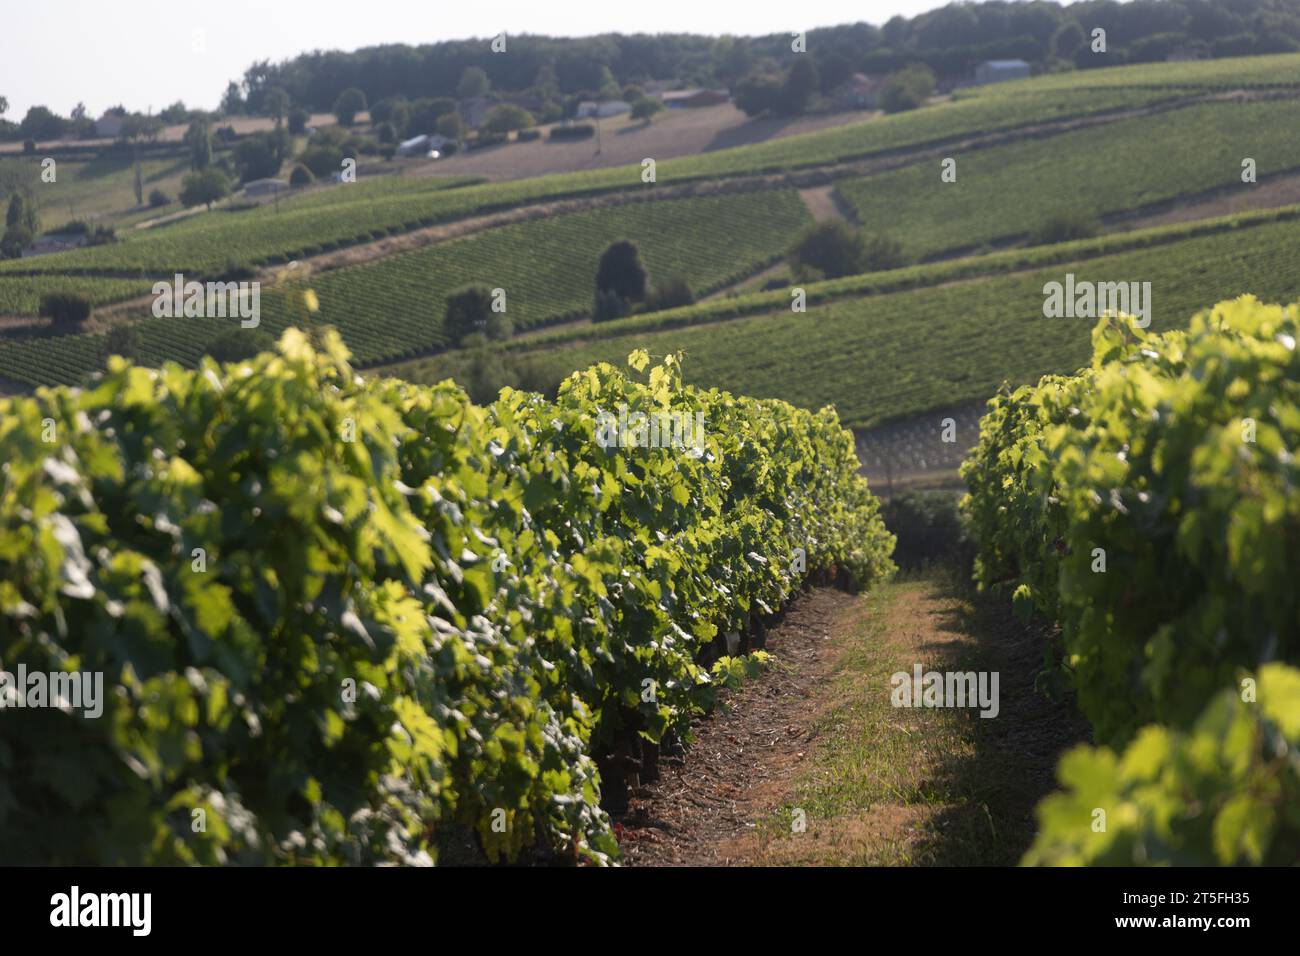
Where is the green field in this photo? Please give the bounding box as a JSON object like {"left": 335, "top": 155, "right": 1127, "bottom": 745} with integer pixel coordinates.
{"left": 0, "top": 152, "right": 193, "bottom": 225}
{"left": 0, "top": 275, "right": 154, "bottom": 316}
{"left": 392, "top": 211, "right": 1300, "bottom": 427}
{"left": 836, "top": 98, "right": 1300, "bottom": 259}
{"left": 0, "top": 189, "right": 810, "bottom": 384}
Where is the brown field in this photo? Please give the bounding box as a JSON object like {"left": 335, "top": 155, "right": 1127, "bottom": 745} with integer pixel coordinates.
{"left": 408, "top": 104, "right": 878, "bottom": 182}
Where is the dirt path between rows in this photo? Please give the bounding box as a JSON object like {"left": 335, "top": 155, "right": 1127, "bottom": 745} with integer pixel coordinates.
{"left": 617, "top": 587, "right": 856, "bottom": 865}
{"left": 797, "top": 184, "right": 847, "bottom": 223}
{"left": 620, "top": 574, "right": 1088, "bottom": 866}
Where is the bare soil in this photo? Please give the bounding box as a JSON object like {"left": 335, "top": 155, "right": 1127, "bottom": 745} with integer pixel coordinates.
{"left": 407, "top": 105, "right": 874, "bottom": 183}
{"left": 1124, "top": 168, "right": 1300, "bottom": 230}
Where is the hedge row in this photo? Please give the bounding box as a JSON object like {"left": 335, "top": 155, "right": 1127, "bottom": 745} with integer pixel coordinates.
{"left": 0, "top": 328, "right": 895, "bottom": 864}
{"left": 961, "top": 296, "right": 1300, "bottom": 863}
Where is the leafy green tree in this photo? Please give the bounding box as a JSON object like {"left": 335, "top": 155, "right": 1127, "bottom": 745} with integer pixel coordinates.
{"left": 457, "top": 66, "right": 490, "bottom": 99}
{"left": 159, "top": 101, "right": 188, "bottom": 124}
{"left": 786, "top": 220, "right": 866, "bottom": 280}
{"left": 444, "top": 285, "right": 494, "bottom": 344}
{"left": 265, "top": 87, "right": 290, "bottom": 127}
{"left": 592, "top": 287, "right": 629, "bottom": 323}
{"left": 643, "top": 275, "right": 694, "bottom": 312}
{"left": 1, "top": 192, "right": 37, "bottom": 258}
{"left": 221, "top": 81, "right": 244, "bottom": 116}
{"left": 19, "top": 105, "right": 67, "bottom": 141}
{"left": 779, "top": 56, "right": 819, "bottom": 115}
{"left": 119, "top": 113, "right": 163, "bottom": 144}
{"left": 332, "top": 87, "right": 368, "bottom": 127}
{"left": 233, "top": 132, "right": 287, "bottom": 182}
{"left": 630, "top": 97, "right": 664, "bottom": 122}
{"left": 409, "top": 97, "right": 457, "bottom": 133}
{"left": 816, "top": 50, "right": 856, "bottom": 95}
{"left": 298, "top": 144, "right": 344, "bottom": 178}
{"left": 733, "top": 72, "right": 784, "bottom": 117}
{"left": 39, "top": 291, "right": 91, "bottom": 327}
{"left": 1050, "top": 21, "right": 1087, "bottom": 59}
{"left": 179, "top": 168, "right": 231, "bottom": 210}
{"left": 879, "top": 64, "right": 936, "bottom": 114}
{"left": 436, "top": 112, "right": 464, "bottom": 142}
{"left": 482, "top": 104, "right": 535, "bottom": 134}
{"left": 185, "top": 119, "right": 212, "bottom": 170}
{"left": 594, "top": 240, "right": 647, "bottom": 317}
{"left": 205, "top": 328, "right": 276, "bottom": 362}
{"left": 288, "top": 106, "right": 309, "bottom": 135}
{"left": 533, "top": 63, "right": 561, "bottom": 100}
{"left": 1031, "top": 211, "right": 1099, "bottom": 246}
{"left": 861, "top": 234, "right": 906, "bottom": 271}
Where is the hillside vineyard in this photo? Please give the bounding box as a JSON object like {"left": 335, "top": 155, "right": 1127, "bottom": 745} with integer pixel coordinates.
{"left": 3, "top": 15, "right": 1300, "bottom": 883}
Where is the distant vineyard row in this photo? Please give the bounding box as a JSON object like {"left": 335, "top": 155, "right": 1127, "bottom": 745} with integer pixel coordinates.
{"left": 0, "top": 189, "right": 812, "bottom": 386}
{"left": 394, "top": 209, "right": 1300, "bottom": 428}
{"left": 836, "top": 98, "right": 1300, "bottom": 260}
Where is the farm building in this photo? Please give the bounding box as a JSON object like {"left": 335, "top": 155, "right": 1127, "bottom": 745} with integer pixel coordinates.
{"left": 659, "top": 89, "right": 730, "bottom": 108}
{"left": 835, "top": 74, "right": 883, "bottom": 110}
{"left": 396, "top": 134, "right": 452, "bottom": 157}
{"left": 973, "top": 59, "right": 1031, "bottom": 84}
{"left": 576, "top": 100, "right": 633, "bottom": 119}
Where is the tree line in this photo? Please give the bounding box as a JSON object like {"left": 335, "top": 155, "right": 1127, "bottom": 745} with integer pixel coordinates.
{"left": 222, "top": 0, "right": 1300, "bottom": 114}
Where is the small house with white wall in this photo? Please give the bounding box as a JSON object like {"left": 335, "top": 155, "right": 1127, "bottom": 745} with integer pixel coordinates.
{"left": 973, "top": 59, "right": 1031, "bottom": 85}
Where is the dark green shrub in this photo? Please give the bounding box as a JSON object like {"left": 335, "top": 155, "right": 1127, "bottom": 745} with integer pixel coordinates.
{"left": 204, "top": 328, "right": 276, "bottom": 362}
{"left": 787, "top": 221, "right": 865, "bottom": 281}
{"left": 862, "top": 233, "right": 907, "bottom": 271}
{"left": 39, "top": 292, "right": 93, "bottom": 327}
{"left": 444, "top": 285, "right": 494, "bottom": 344}
{"left": 595, "top": 240, "right": 647, "bottom": 302}
{"left": 548, "top": 123, "right": 594, "bottom": 141}
{"left": 1031, "top": 211, "right": 1100, "bottom": 246}
{"left": 593, "top": 288, "right": 629, "bottom": 323}
{"left": 643, "top": 275, "right": 694, "bottom": 313}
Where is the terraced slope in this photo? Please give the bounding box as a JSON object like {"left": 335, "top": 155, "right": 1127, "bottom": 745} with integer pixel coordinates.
{"left": 0, "top": 189, "right": 811, "bottom": 385}
{"left": 394, "top": 212, "right": 1300, "bottom": 428}
{"left": 836, "top": 97, "right": 1300, "bottom": 260}
{"left": 0, "top": 85, "right": 1236, "bottom": 281}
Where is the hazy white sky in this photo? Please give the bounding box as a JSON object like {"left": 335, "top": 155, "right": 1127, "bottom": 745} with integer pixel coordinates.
{"left": 1, "top": 0, "right": 956, "bottom": 119}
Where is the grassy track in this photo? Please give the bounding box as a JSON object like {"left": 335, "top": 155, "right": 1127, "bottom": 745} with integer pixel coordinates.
{"left": 654, "top": 574, "right": 1086, "bottom": 866}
